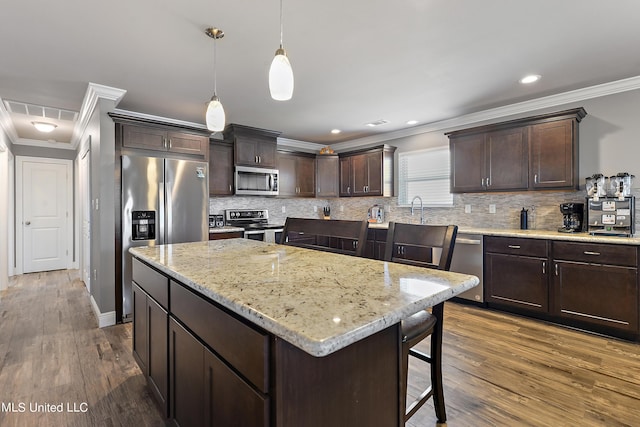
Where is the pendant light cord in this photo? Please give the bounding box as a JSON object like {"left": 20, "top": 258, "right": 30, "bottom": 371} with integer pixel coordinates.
{"left": 213, "top": 32, "right": 218, "bottom": 96}
{"left": 279, "top": 0, "right": 284, "bottom": 49}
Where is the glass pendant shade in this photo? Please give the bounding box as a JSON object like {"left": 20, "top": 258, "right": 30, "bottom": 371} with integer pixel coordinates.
{"left": 269, "top": 48, "right": 294, "bottom": 101}
{"left": 206, "top": 95, "right": 226, "bottom": 131}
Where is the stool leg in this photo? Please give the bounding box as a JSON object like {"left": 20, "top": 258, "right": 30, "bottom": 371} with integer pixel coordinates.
{"left": 431, "top": 303, "right": 446, "bottom": 422}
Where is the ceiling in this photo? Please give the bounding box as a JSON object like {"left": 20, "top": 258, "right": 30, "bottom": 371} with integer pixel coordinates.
{"left": 1, "top": 0, "right": 640, "bottom": 147}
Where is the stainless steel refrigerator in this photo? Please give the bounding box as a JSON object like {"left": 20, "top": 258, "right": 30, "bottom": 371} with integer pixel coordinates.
{"left": 121, "top": 155, "right": 208, "bottom": 321}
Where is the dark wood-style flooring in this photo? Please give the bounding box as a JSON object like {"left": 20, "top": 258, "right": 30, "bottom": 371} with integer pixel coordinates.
{"left": 1, "top": 270, "right": 639, "bottom": 426}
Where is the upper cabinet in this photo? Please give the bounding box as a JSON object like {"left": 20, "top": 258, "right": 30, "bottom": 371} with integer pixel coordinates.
{"left": 209, "top": 140, "right": 234, "bottom": 196}
{"left": 339, "top": 145, "right": 396, "bottom": 197}
{"left": 447, "top": 108, "right": 586, "bottom": 193}
{"left": 223, "top": 123, "right": 280, "bottom": 169}
{"left": 112, "top": 115, "right": 210, "bottom": 159}
{"left": 316, "top": 155, "right": 339, "bottom": 198}
{"left": 277, "top": 151, "right": 316, "bottom": 197}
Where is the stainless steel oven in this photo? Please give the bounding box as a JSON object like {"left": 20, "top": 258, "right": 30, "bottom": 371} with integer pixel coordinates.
{"left": 225, "top": 209, "right": 284, "bottom": 243}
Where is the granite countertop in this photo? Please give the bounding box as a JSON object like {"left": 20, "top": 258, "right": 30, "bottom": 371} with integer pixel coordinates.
{"left": 368, "top": 222, "right": 640, "bottom": 245}
{"left": 129, "top": 239, "right": 478, "bottom": 357}
{"left": 209, "top": 226, "right": 245, "bottom": 233}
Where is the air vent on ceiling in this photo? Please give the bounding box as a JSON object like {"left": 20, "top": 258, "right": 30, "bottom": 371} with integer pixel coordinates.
{"left": 3, "top": 100, "right": 79, "bottom": 122}
{"left": 365, "top": 119, "right": 389, "bottom": 127}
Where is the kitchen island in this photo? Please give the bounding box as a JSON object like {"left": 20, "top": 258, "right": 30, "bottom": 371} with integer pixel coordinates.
{"left": 129, "top": 238, "right": 478, "bottom": 426}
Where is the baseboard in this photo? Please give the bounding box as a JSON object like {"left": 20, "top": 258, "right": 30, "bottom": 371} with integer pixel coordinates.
{"left": 90, "top": 294, "right": 116, "bottom": 328}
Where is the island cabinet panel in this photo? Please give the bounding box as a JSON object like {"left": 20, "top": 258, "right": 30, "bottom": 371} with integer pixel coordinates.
{"left": 551, "top": 241, "right": 639, "bottom": 336}
{"left": 170, "top": 280, "right": 270, "bottom": 393}
{"left": 484, "top": 236, "right": 549, "bottom": 314}
{"left": 273, "top": 325, "right": 400, "bottom": 427}
{"left": 131, "top": 265, "right": 169, "bottom": 417}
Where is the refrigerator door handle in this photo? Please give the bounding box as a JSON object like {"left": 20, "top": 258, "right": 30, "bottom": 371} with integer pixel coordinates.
{"left": 159, "top": 182, "right": 166, "bottom": 244}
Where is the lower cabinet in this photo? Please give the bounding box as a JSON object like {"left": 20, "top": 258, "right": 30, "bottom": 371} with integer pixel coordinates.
{"left": 551, "top": 241, "right": 639, "bottom": 336}
{"left": 484, "top": 236, "right": 549, "bottom": 314}
{"left": 168, "top": 318, "right": 269, "bottom": 427}
{"left": 484, "top": 236, "right": 640, "bottom": 340}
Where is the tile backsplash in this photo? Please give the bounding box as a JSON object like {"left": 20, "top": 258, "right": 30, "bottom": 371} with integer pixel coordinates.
{"left": 210, "top": 189, "right": 639, "bottom": 231}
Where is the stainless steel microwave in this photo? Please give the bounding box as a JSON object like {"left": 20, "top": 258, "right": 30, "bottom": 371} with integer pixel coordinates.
{"left": 234, "top": 165, "right": 279, "bottom": 196}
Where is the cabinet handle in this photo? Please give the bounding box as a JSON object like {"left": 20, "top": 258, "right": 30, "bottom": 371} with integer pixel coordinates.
{"left": 542, "top": 261, "right": 546, "bottom": 274}
{"left": 163, "top": 137, "right": 167, "bottom": 148}
{"left": 347, "top": 186, "right": 351, "bottom": 194}
{"left": 508, "top": 245, "right": 521, "bottom": 249}
{"left": 555, "top": 263, "right": 559, "bottom": 276}
{"left": 168, "top": 138, "right": 172, "bottom": 150}
{"left": 229, "top": 184, "right": 232, "bottom": 192}
{"left": 534, "top": 174, "right": 538, "bottom": 184}
{"left": 583, "top": 251, "right": 601, "bottom": 256}
{"left": 486, "top": 177, "right": 490, "bottom": 187}
{"left": 481, "top": 178, "right": 485, "bottom": 187}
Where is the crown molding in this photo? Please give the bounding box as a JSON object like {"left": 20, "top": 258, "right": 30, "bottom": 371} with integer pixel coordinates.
{"left": 0, "top": 98, "right": 19, "bottom": 144}
{"left": 12, "top": 138, "right": 76, "bottom": 150}
{"left": 276, "top": 137, "right": 320, "bottom": 153}
{"left": 111, "top": 108, "right": 211, "bottom": 131}
{"left": 71, "top": 83, "right": 127, "bottom": 149}
{"left": 334, "top": 75, "right": 640, "bottom": 151}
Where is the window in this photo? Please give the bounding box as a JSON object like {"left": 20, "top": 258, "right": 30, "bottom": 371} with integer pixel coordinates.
{"left": 398, "top": 147, "right": 453, "bottom": 206}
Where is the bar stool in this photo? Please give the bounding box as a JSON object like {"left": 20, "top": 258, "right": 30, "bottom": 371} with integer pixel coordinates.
{"left": 279, "top": 217, "right": 369, "bottom": 257}
{"left": 384, "top": 222, "right": 458, "bottom": 424}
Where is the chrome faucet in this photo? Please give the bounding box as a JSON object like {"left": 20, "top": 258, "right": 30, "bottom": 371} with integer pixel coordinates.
{"left": 411, "top": 196, "right": 425, "bottom": 224}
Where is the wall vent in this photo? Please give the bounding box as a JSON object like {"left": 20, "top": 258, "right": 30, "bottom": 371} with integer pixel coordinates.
{"left": 3, "top": 100, "right": 78, "bottom": 122}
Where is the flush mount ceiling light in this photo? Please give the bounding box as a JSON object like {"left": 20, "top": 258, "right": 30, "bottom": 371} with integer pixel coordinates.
{"left": 269, "top": 0, "right": 294, "bottom": 101}
{"left": 331, "top": 129, "right": 341, "bottom": 134}
{"left": 406, "top": 120, "right": 418, "bottom": 125}
{"left": 32, "top": 121, "right": 57, "bottom": 133}
{"left": 205, "top": 27, "right": 226, "bottom": 132}
{"left": 520, "top": 74, "right": 541, "bottom": 84}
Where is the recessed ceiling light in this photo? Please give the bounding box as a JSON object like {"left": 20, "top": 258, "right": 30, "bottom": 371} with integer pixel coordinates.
{"left": 32, "top": 121, "right": 57, "bottom": 133}
{"left": 331, "top": 129, "right": 341, "bottom": 134}
{"left": 406, "top": 120, "right": 418, "bottom": 125}
{"left": 520, "top": 74, "right": 541, "bottom": 84}
{"left": 365, "top": 119, "right": 389, "bottom": 127}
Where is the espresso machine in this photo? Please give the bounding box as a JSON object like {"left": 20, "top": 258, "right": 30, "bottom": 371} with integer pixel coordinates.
{"left": 558, "top": 203, "right": 584, "bottom": 232}
{"left": 585, "top": 172, "right": 635, "bottom": 236}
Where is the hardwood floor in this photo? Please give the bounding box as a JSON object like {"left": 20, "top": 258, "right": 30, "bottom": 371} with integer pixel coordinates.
{"left": 407, "top": 302, "right": 640, "bottom": 427}
{"left": 0, "top": 270, "right": 164, "bottom": 427}
{"left": 2, "top": 271, "right": 639, "bottom": 427}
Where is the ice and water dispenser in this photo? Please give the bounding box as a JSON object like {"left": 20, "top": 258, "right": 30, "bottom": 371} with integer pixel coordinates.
{"left": 131, "top": 210, "right": 156, "bottom": 241}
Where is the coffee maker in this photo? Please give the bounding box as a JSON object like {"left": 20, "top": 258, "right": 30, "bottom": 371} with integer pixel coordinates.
{"left": 558, "top": 203, "right": 584, "bottom": 232}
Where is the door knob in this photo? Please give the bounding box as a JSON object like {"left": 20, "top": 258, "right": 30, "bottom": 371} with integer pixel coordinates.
{"left": 25, "top": 221, "right": 31, "bottom": 225}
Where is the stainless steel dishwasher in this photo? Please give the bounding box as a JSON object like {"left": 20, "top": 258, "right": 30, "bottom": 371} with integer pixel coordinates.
{"left": 450, "top": 233, "right": 484, "bottom": 302}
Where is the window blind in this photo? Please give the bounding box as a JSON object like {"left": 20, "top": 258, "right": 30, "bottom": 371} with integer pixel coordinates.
{"left": 398, "top": 147, "right": 453, "bottom": 206}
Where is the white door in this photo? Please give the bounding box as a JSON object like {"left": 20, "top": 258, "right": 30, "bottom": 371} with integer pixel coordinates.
{"left": 19, "top": 157, "right": 72, "bottom": 273}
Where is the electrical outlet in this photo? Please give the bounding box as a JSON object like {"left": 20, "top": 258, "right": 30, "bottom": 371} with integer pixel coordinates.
{"left": 489, "top": 204, "right": 496, "bottom": 214}
{"left": 281, "top": 205, "right": 286, "bottom": 213}
{"left": 340, "top": 205, "right": 344, "bottom": 212}
{"left": 313, "top": 206, "right": 318, "bottom": 213}
{"left": 464, "top": 204, "right": 472, "bottom": 213}
{"left": 384, "top": 204, "right": 390, "bottom": 213}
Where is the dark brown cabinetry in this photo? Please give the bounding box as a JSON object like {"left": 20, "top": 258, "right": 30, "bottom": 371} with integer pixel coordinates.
{"left": 339, "top": 145, "right": 395, "bottom": 197}
{"left": 131, "top": 260, "right": 169, "bottom": 417}
{"left": 224, "top": 123, "right": 280, "bottom": 169}
{"left": 448, "top": 108, "right": 586, "bottom": 193}
{"left": 315, "top": 155, "right": 339, "bottom": 198}
{"left": 277, "top": 151, "right": 316, "bottom": 197}
{"left": 120, "top": 123, "right": 209, "bottom": 158}
{"left": 209, "top": 140, "right": 234, "bottom": 195}
{"left": 364, "top": 228, "right": 388, "bottom": 260}
{"left": 484, "top": 236, "right": 549, "bottom": 314}
{"left": 551, "top": 241, "right": 639, "bottom": 337}
{"left": 209, "top": 231, "right": 243, "bottom": 240}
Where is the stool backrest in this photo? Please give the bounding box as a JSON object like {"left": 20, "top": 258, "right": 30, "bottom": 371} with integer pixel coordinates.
{"left": 384, "top": 223, "right": 458, "bottom": 271}
{"left": 280, "top": 217, "right": 369, "bottom": 257}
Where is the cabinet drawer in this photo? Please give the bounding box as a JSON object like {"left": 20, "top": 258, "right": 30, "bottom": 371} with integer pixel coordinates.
{"left": 553, "top": 241, "right": 637, "bottom": 266}
{"left": 132, "top": 258, "right": 169, "bottom": 309}
{"left": 170, "top": 280, "right": 269, "bottom": 393}
{"left": 484, "top": 236, "right": 548, "bottom": 257}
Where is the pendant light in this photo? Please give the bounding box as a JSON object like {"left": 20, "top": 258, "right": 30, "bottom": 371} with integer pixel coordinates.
{"left": 269, "top": 0, "right": 294, "bottom": 101}
{"left": 205, "top": 27, "right": 226, "bottom": 131}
